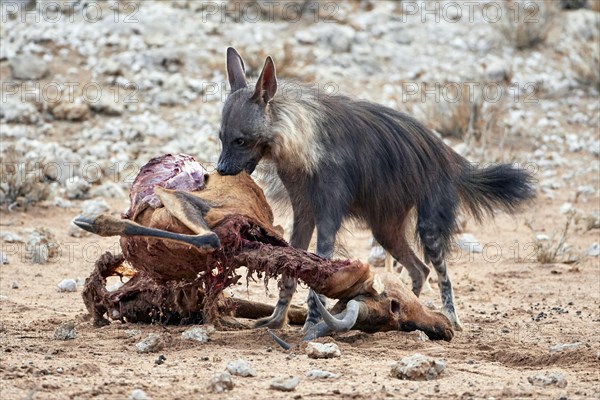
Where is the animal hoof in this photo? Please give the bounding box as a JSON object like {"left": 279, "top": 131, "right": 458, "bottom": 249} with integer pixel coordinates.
{"left": 72, "top": 215, "right": 98, "bottom": 233}
{"left": 254, "top": 316, "right": 286, "bottom": 329}
{"left": 300, "top": 320, "right": 316, "bottom": 335}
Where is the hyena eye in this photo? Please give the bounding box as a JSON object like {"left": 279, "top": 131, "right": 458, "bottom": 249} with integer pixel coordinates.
{"left": 234, "top": 138, "right": 245, "bottom": 146}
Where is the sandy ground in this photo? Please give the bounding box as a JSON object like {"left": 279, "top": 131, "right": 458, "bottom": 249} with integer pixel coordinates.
{"left": 0, "top": 181, "right": 599, "bottom": 400}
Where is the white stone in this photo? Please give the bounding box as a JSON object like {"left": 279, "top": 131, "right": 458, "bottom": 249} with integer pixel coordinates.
{"left": 57, "top": 279, "right": 77, "bottom": 293}
{"left": 390, "top": 353, "right": 446, "bottom": 381}
{"left": 128, "top": 389, "right": 150, "bottom": 400}
{"left": 136, "top": 333, "right": 163, "bottom": 353}
{"left": 65, "top": 177, "right": 91, "bottom": 200}
{"left": 270, "top": 376, "right": 299, "bottom": 392}
{"left": 456, "top": 234, "right": 483, "bottom": 253}
{"left": 306, "top": 342, "right": 341, "bottom": 359}
{"left": 586, "top": 243, "right": 599, "bottom": 257}
{"left": 305, "top": 369, "right": 339, "bottom": 379}
{"left": 209, "top": 372, "right": 234, "bottom": 393}
{"left": 181, "top": 326, "right": 215, "bottom": 343}
{"left": 225, "top": 359, "right": 256, "bottom": 377}
{"left": 549, "top": 342, "right": 584, "bottom": 353}
{"left": 528, "top": 372, "right": 567, "bottom": 388}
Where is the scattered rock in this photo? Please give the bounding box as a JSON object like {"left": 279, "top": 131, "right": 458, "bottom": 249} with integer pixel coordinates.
{"left": 390, "top": 353, "right": 446, "bottom": 381}
{"left": 367, "top": 243, "right": 386, "bottom": 268}
{"left": 549, "top": 342, "right": 584, "bottom": 353}
{"left": 559, "top": 202, "right": 573, "bottom": 214}
{"left": 582, "top": 212, "right": 600, "bottom": 230}
{"left": 0, "top": 251, "right": 9, "bottom": 265}
{"left": 528, "top": 372, "right": 568, "bottom": 388}
{"left": 51, "top": 101, "right": 90, "bottom": 121}
{"left": 81, "top": 198, "right": 111, "bottom": 218}
{"left": 57, "top": 279, "right": 77, "bottom": 293}
{"left": 54, "top": 322, "right": 76, "bottom": 340}
{"left": 226, "top": 359, "right": 256, "bottom": 377}
{"left": 88, "top": 96, "right": 124, "bottom": 116}
{"left": 65, "top": 177, "right": 91, "bottom": 199}
{"left": 1, "top": 232, "right": 23, "bottom": 243}
{"left": 26, "top": 228, "right": 58, "bottom": 264}
{"left": 270, "top": 376, "right": 299, "bottom": 392}
{"left": 136, "top": 333, "right": 163, "bottom": 353}
{"left": 0, "top": 98, "right": 40, "bottom": 124}
{"left": 208, "top": 372, "right": 234, "bottom": 393}
{"left": 9, "top": 55, "right": 50, "bottom": 80}
{"left": 305, "top": 369, "right": 340, "bottom": 379}
{"left": 181, "top": 326, "right": 214, "bottom": 343}
{"left": 11, "top": 282, "right": 19, "bottom": 289}
{"left": 129, "top": 389, "right": 150, "bottom": 400}
{"left": 306, "top": 342, "right": 341, "bottom": 359}
{"left": 586, "top": 243, "right": 599, "bottom": 257}
{"left": 455, "top": 234, "right": 483, "bottom": 253}
{"left": 90, "top": 182, "right": 126, "bottom": 199}
{"left": 155, "top": 355, "right": 166, "bottom": 365}
{"left": 125, "top": 329, "right": 142, "bottom": 338}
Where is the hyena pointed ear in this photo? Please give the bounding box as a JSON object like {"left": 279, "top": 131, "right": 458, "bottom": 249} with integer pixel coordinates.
{"left": 251, "top": 56, "right": 278, "bottom": 104}
{"left": 226, "top": 47, "right": 248, "bottom": 93}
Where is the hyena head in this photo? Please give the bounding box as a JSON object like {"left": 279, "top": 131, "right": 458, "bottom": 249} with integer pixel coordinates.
{"left": 217, "top": 47, "right": 278, "bottom": 175}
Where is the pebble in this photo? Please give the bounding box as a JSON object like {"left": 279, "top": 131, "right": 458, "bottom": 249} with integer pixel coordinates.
{"left": 367, "top": 243, "right": 386, "bottom": 268}
{"left": 57, "top": 279, "right": 77, "bottom": 293}
{"left": 270, "top": 376, "right": 300, "bottom": 392}
{"left": 27, "top": 228, "right": 58, "bottom": 264}
{"left": 125, "top": 329, "right": 142, "bottom": 338}
{"left": 306, "top": 342, "right": 341, "bottom": 359}
{"left": 1, "top": 232, "right": 23, "bottom": 243}
{"left": 455, "top": 234, "right": 483, "bottom": 253}
{"left": 54, "top": 322, "right": 76, "bottom": 340}
{"left": 305, "top": 369, "right": 340, "bottom": 379}
{"left": 208, "top": 372, "right": 234, "bottom": 393}
{"left": 81, "top": 198, "right": 111, "bottom": 218}
{"left": 11, "top": 282, "right": 19, "bottom": 289}
{"left": 90, "top": 182, "right": 126, "bottom": 199}
{"left": 559, "top": 202, "right": 573, "bottom": 214}
{"left": 586, "top": 243, "right": 599, "bottom": 257}
{"left": 51, "top": 101, "right": 90, "bottom": 121}
{"left": 9, "top": 55, "right": 50, "bottom": 80}
{"left": 528, "top": 372, "right": 568, "bottom": 388}
{"left": 181, "top": 326, "right": 214, "bottom": 343}
{"left": 0, "top": 251, "right": 8, "bottom": 265}
{"left": 65, "top": 177, "right": 91, "bottom": 200}
{"left": 549, "top": 342, "right": 584, "bottom": 353}
{"left": 128, "top": 389, "right": 150, "bottom": 400}
{"left": 0, "top": 98, "right": 40, "bottom": 124}
{"left": 136, "top": 333, "right": 163, "bottom": 353}
{"left": 390, "top": 353, "right": 446, "bottom": 381}
{"left": 225, "top": 359, "right": 256, "bottom": 377}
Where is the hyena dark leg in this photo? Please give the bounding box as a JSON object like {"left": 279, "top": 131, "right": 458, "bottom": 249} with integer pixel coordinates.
{"left": 417, "top": 192, "right": 463, "bottom": 331}
{"left": 302, "top": 203, "right": 344, "bottom": 334}
{"left": 254, "top": 206, "right": 315, "bottom": 329}
{"left": 373, "top": 218, "right": 431, "bottom": 297}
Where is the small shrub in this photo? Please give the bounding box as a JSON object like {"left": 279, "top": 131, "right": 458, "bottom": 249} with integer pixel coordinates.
{"left": 495, "top": 1, "right": 558, "bottom": 50}
{"left": 0, "top": 146, "right": 50, "bottom": 209}
{"left": 526, "top": 213, "right": 575, "bottom": 264}
{"left": 569, "top": 32, "right": 600, "bottom": 92}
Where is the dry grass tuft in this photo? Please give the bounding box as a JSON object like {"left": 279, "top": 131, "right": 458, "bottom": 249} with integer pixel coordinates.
{"left": 0, "top": 146, "right": 50, "bottom": 210}
{"left": 569, "top": 31, "right": 600, "bottom": 92}
{"left": 495, "top": 1, "right": 558, "bottom": 50}
{"left": 525, "top": 213, "right": 575, "bottom": 264}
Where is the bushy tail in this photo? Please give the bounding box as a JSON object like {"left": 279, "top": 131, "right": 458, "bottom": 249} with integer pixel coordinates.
{"left": 457, "top": 164, "right": 535, "bottom": 221}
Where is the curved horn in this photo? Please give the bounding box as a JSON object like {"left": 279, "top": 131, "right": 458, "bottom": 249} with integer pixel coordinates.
{"left": 311, "top": 290, "right": 363, "bottom": 332}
